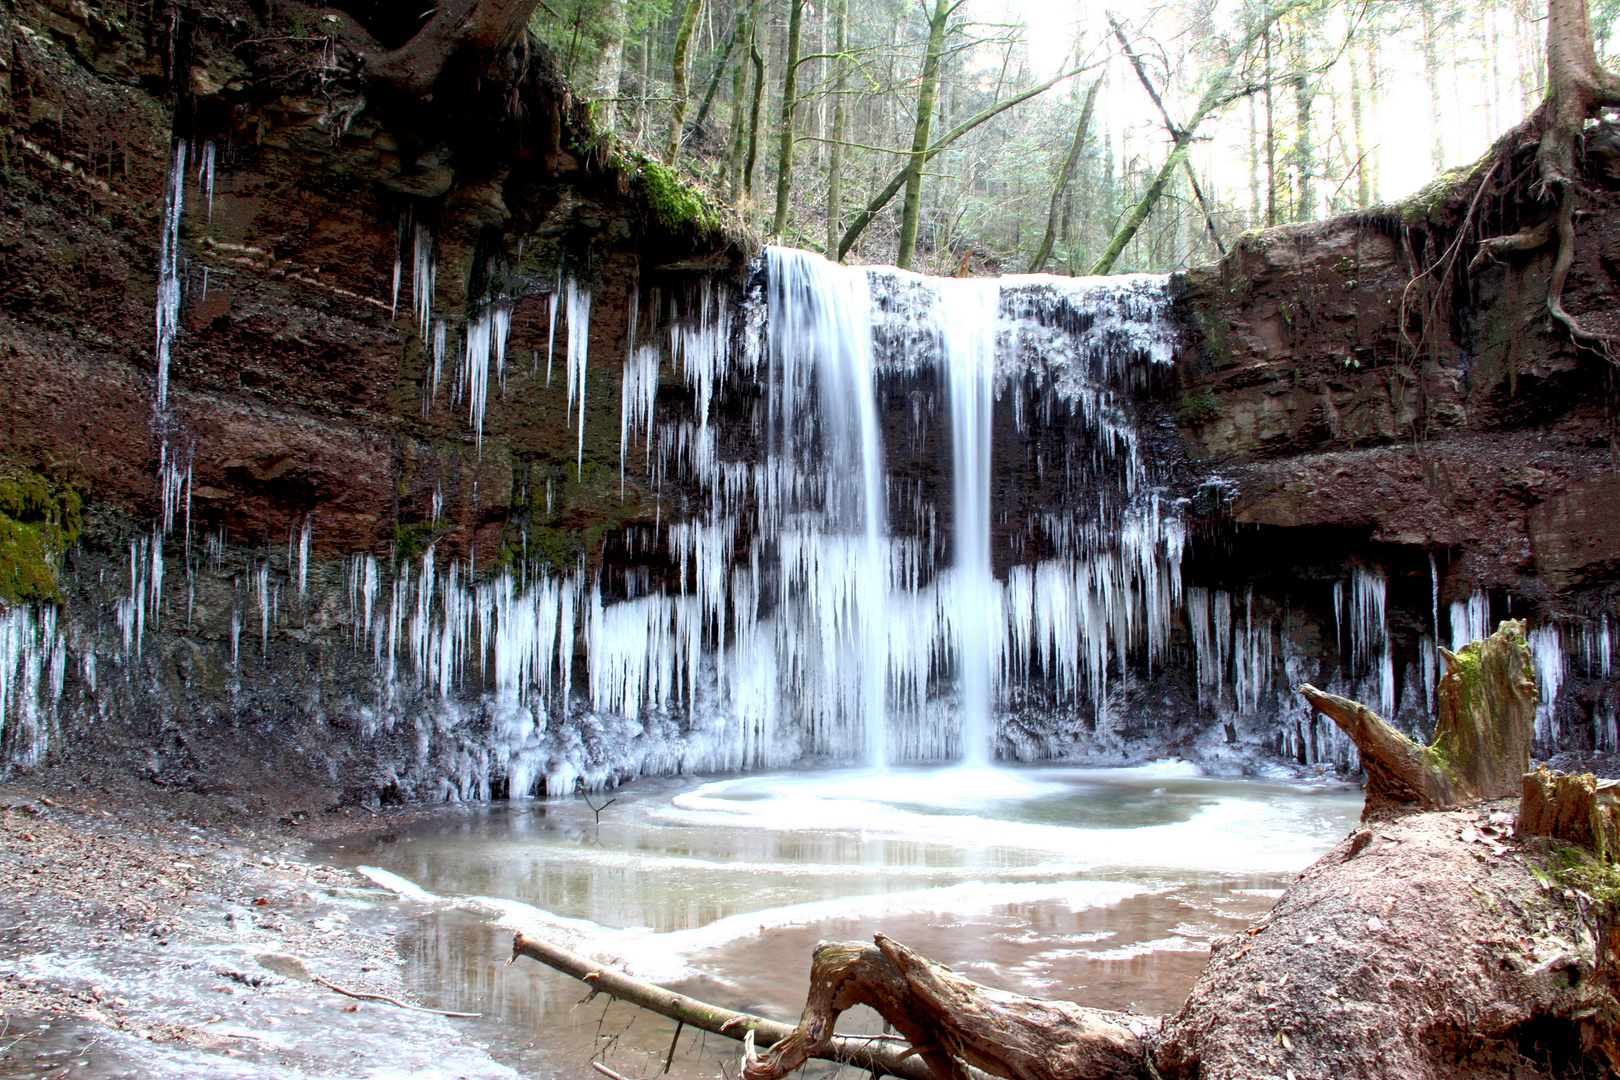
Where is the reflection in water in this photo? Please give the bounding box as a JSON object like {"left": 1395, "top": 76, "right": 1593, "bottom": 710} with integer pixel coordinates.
{"left": 323, "top": 764, "right": 1359, "bottom": 1080}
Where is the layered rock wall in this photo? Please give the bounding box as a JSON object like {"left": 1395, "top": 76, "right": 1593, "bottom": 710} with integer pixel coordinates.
{"left": 1, "top": 0, "right": 1616, "bottom": 808}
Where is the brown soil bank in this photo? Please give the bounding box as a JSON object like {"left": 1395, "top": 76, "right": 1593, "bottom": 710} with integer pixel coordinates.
{"left": 1157, "top": 807, "right": 1614, "bottom": 1078}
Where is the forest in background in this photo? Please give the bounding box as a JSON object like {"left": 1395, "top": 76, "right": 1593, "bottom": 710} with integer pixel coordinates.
{"left": 521, "top": 0, "right": 1620, "bottom": 274}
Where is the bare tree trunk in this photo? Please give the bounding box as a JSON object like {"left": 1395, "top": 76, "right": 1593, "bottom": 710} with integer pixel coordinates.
{"left": 727, "top": 0, "right": 759, "bottom": 201}
{"left": 770, "top": 0, "right": 805, "bottom": 237}
{"left": 1349, "top": 27, "right": 1369, "bottom": 207}
{"left": 1421, "top": 0, "right": 1446, "bottom": 174}
{"left": 1365, "top": 19, "right": 1382, "bottom": 201}
{"left": 1291, "top": 67, "right": 1314, "bottom": 221}
{"left": 1091, "top": 1, "right": 1307, "bottom": 275}
{"left": 836, "top": 67, "right": 1077, "bottom": 260}
{"left": 591, "top": 0, "right": 627, "bottom": 131}
{"left": 665, "top": 0, "right": 704, "bottom": 163}
{"left": 1264, "top": 26, "right": 1277, "bottom": 226}
{"left": 895, "top": 0, "right": 952, "bottom": 269}
{"left": 825, "top": 0, "right": 847, "bottom": 258}
{"left": 744, "top": 35, "right": 765, "bottom": 200}
{"left": 690, "top": 24, "right": 743, "bottom": 141}
{"left": 1247, "top": 94, "right": 1261, "bottom": 222}
{"left": 1028, "top": 77, "right": 1101, "bottom": 273}
{"left": 1109, "top": 18, "right": 1227, "bottom": 257}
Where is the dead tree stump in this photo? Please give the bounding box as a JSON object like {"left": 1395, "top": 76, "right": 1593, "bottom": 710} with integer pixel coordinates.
{"left": 1518, "top": 763, "right": 1620, "bottom": 857}
{"left": 1297, "top": 619, "right": 1539, "bottom": 811}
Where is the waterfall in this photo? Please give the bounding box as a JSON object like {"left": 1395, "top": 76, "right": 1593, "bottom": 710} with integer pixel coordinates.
{"left": 937, "top": 278, "right": 999, "bottom": 765}
{"left": 765, "top": 247, "right": 891, "bottom": 765}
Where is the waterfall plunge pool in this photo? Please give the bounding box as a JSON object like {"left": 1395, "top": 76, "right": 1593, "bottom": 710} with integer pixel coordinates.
{"left": 317, "top": 764, "right": 1360, "bottom": 1079}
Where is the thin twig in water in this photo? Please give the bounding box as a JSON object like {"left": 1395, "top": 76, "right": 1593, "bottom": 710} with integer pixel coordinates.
{"left": 311, "top": 974, "right": 480, "bottom": 1018}
{"left": 580, "top": 788, "right": 618, "bottom": 824}
{"left": 664, "top": 1018, "right": 686, "bottom": 1073}
{"left": 594, "top": 1063, "right": 632, "bottom": 1080}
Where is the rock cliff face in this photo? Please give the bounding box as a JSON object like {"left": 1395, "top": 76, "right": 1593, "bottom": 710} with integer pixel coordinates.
{"left": 0, "top": 0, "right": 745, "bottom": 805}
{"left": 0, "top": 0, "right": 1615, "bottom": 809}
{"left": 1176, "top": 160, "right": 1620, "bottom": 763}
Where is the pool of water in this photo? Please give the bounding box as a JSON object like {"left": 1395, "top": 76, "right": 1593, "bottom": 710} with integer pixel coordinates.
{"left": 317, "top": 763, "right": 1360, "bottom": 1080}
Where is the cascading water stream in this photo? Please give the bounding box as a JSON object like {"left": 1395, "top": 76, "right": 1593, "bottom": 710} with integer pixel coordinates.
{"left": 765, "top": 247, "right": 891, "bottom": 766}
{"left": 936, "top": 278, "right": 1000, "bottom": 766}
{"left": 11, "top": 178, "right": 1598, "bottom": 793}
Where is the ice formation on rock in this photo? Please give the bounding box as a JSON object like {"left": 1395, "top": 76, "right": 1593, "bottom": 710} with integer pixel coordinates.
{"left": 154, "top": 140, "right": 186, "bottom": 412}
{"left": 12, "top": 204, "right": 1607, "bottom": 790}
{"left": 565, "top": 278, "right": 593, "bottom": 480}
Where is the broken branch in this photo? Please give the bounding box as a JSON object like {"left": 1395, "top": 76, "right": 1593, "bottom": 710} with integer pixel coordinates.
{"left": 508, "top": 931, "right": 934, "bottom": 1080}
{"left": 1297, "top": 619, "right": 1538, "bottom": 813}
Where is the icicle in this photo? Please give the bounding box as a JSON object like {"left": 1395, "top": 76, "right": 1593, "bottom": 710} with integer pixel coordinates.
{"left": 413, "top": 223, "right": 435, "bottom": 339}
{"left": 197, "top": 140, "right": 216, "bottom": 221}
{"left": 1450, "top": 588, "right": 1490, "bottom": 649}
{"left": 255, "top": 562, "right": 272, "bottom": 656}
{"left": 463, "top": 307, "right": 493, "bottom": 452}
{"left": 565, "top": 278, "right": 593, "bottom": 481}
{"left": 155, "top": 139, "right": 187, "bottom": 411}
{"left": 391, "top": 210, "right": 409, "bottom": 321}
{"left": 297, "top": 516, "right": 312, "bottom": 596}
{"left": 620, "top": 343, "right": 660, "bottom": 491}
{"left": 546, "top": 283, "right": 560, "bottom": 386}
{"left": 492, "top": 301, "right": 512, "bottom": 394}
{"left": 1529, "top": 624, "right": 1565, "bottom": 745}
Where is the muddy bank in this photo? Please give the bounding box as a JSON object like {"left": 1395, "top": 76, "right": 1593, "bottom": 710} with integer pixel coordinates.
{"left": 0, "top": 773, "right": 523, "bottom": 1078}
{"left": 1157, "top": 804, "right": 1614, "bottom": 1077}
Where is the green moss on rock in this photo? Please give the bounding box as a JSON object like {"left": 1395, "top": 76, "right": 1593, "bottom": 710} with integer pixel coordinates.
{"left": 394, "top": 521, "right": 442, "bottom": 563}
{"left": 637, "top": 158, "right": 719, "bottom": 233}
{"left": 0, "top": 469, "right": 82, "bottom": 604}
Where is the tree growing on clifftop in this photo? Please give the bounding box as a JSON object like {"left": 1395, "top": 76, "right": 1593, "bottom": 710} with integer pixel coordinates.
{"left": 1471, "top": 0, "right": 1620, "bottom": 358}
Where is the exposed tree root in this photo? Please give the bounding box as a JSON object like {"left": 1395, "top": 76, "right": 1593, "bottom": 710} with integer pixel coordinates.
{"left": 1459, "top": 0, "right": 1620, "bottom": 363}
{"left": 363, "top": 0, "right": 541, "bottom": 96}
{"left": 743, "top": 935, "right": 1152, "bottom": 1080}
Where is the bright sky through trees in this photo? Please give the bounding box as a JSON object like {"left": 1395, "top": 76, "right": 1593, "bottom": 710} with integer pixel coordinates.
{"left": 532, "top": 0, "right": 1616, "bottom": 273}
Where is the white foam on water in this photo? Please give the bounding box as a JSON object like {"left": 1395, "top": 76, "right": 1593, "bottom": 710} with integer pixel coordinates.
{"left": 356, "top": 865, "right": 438, "bottom": 902}
{"left": 656, "top": 768, "right": 1350, "bottom": 876}
{"left": 472, "top": 878, "right": 1150, "bottom": 984}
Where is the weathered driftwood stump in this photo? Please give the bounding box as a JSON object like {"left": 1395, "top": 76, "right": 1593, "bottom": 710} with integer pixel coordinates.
{"left": 742, "top": 934, "right": 1151, "bottom": 1080}
{"left": 1297, "top": 619, "right": 1539, "bottom": 811}
{"left": 1519, "top": 763, "right": 1620, "bottom": 857}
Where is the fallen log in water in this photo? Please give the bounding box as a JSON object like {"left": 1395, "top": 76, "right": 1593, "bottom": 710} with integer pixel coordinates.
{"left": 510, "top": 929, "right": 1153, "bottom": 1080}
{"left": 508, "top": 930, "right": 936, "bottom": 1080}
{"left": 741, "top": 935, "right": 1153, "bottom": 1080}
